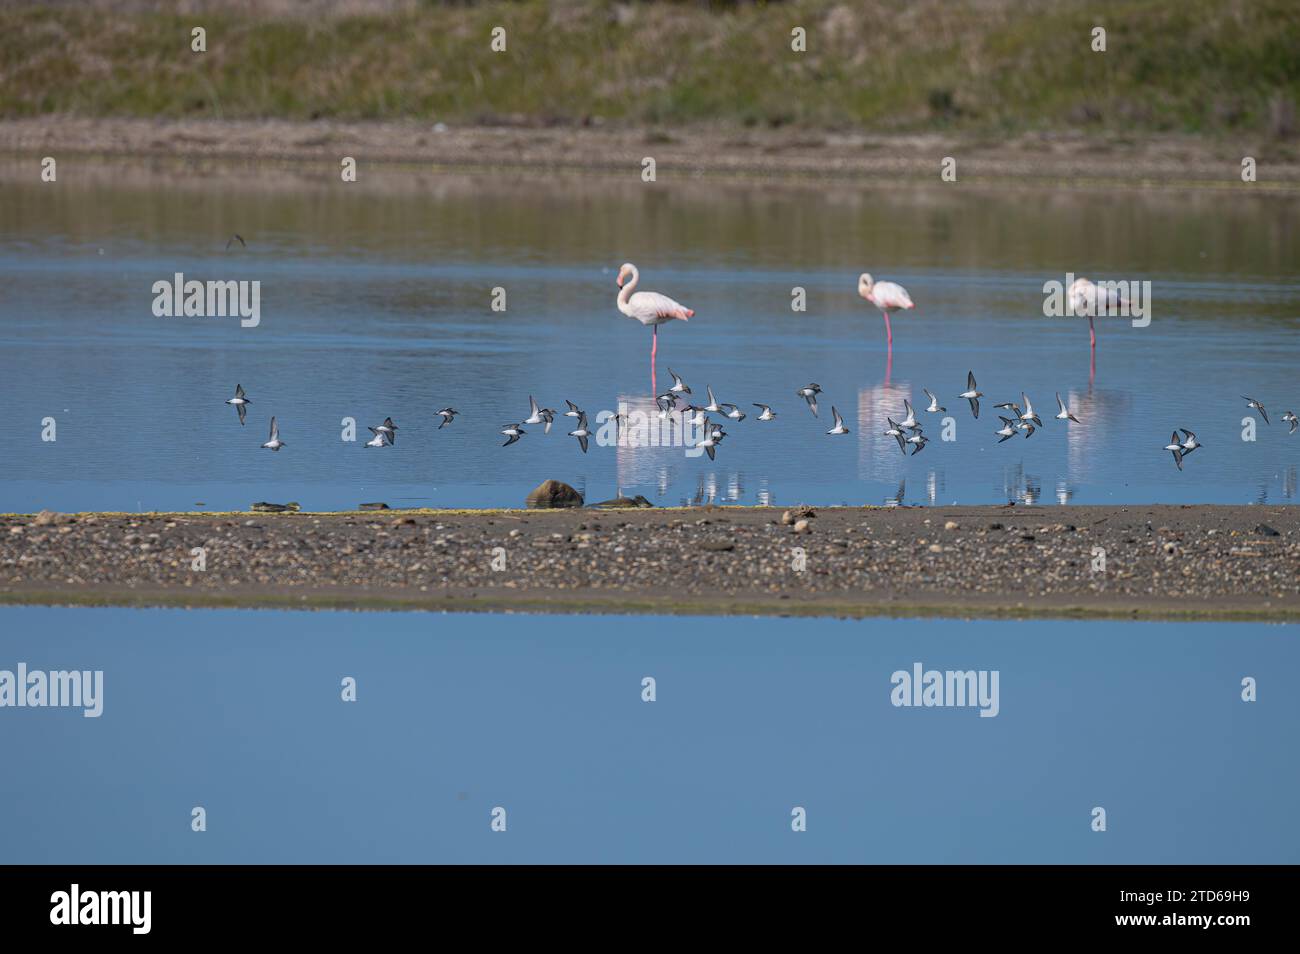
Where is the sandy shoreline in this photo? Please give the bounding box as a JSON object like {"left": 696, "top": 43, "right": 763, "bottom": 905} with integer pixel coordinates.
{"left": 3, "top": 505, "right": 1297, "bottom": 620}
{"left": 4, "top": 118, "right": 1299, "bottom": 190}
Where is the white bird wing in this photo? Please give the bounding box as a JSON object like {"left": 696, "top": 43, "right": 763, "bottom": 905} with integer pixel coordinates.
{"left": 1097, "top": 283, "right": 1129, "bottom": 310}
{"left": 269, "top": 417, "right": 278, "bottom": 440}
{"left": 628, "top": 291, "right": 690, "bottom": 322}
{"left": 1022, "top": 393, "right": 1034, "bottom": 416}
{"left": 1070, "top": 278, "right": 1128, "bottom": 314}
{"left": 872, "top": 281, "right": 913, "bottom": 309}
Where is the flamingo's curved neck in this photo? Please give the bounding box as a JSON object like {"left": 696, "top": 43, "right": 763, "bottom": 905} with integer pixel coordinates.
{"left": 618, "top": 267, "right": 639, "bottom": 310}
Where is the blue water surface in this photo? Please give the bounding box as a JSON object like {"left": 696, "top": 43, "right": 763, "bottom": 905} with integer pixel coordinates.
{"left": 0, "top": 606, "right": 1294, "bottom": 864}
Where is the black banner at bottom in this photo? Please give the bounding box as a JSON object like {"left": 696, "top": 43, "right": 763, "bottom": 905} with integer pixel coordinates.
{"left": 0, "top": 865, "right": 1280, "bottom": 939}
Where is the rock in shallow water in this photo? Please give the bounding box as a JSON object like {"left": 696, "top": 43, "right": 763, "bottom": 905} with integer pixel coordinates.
{"left": 525, "top": 480, "right": 584, "bottom": 509}
{"left": 594, "top": 495, "right": 653, "bottom": 509}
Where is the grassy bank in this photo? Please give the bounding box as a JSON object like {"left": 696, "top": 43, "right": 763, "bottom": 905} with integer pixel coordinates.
{"left": 3, "top": 0, "right": 1298, "bottom": 138}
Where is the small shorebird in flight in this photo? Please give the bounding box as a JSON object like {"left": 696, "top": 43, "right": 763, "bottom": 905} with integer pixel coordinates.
{"left": 1242, "top": 396, "right": 1270, "bottom": 424}
{"left": 436, "top": 407, "right": 458, "bottom": 428}
{"left": 666, "top": 368, "right": 691, "bottom": 396}
{"left": 261, "top": 416, "right": 285, "bottom": 451}
{"left": 1179, "top": 429, "right": 1202, "bottom": 456}
{"left": 1018, "top": 393, "right": 1043, "bottom": 428}
{"left": 922, "top": 389, "right": 946, "bottom": 414}
{"left": 995, "top": 417, "right": 1016, "bottom": 443}
{"left": 524, "top": 396, "right": 554, "bottom": 432}
{"left": 753, "top": 403, "right": 776, "bottom": 422}
{"left": 884, "top": 418, "right": 907, "bottom": 453}
{"left": 374, "top": 417, "right": 398, "bottom": 444}
{"left": 906, "top": 432, "right": 929, "bottom": 454}
{"left": 698, "top": 421, "right": 720, "bottom": 460}
{"left": 225, "top": 383, "right": 251, "bottom": 425}
{"left": 796, "top": 383, "right": 821, "bottom": 417}
{"left": 898, "top": 398, "right": 919, "bottom": 431}
{"left": 1164, "top": 432, "right": 1185, "bottom": 470}
{"left": 827, "top": 406, "right": 849, "bottom": 435}
{"left": 703, "top": 385, "right": 724, "bottom": 413}
{"left": 1283, "top": 411, "right": 1298, "bottom": 434}
{"left": 858, "top": 273, "right": 914, "bottom": 349}
{"left": 1054, "top": 392, "right": 1080, "bottom": 423}
{"left": 564, "top": 399, "right": 584, "bottom": 419}
{"left": 1016, "top": 419, "right": 1037, "bottom": 439}
{"left": 568, "top": 412, "right": 590, "bottom": 453}
{"left": 500, "top": 423, "right": 525, "bottom": 447}
{"left": 364, "top": 427, "right": 390, "bottom": 448}
{"left": 616, "top": 263, "right": 693, "bottom": 384}
{"left": 720, "top": 403, "right": 746, "bottom": 422}
{"left": 656, "top": 394, "right": 677, "bottom": 418}
{"left": 225, "top": 233, "right": 247, "bottom": 251}
{"left": 958, "top": 371, "right": 982, "bottom": 419}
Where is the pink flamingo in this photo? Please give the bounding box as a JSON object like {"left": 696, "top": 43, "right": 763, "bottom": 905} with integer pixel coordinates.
{"left": 617, "top": 263, "right": 693, "bottom": 390}
{"left": 1068, "top": 276, "right": 1127, "bottom": 351}
{"left": 858, "top": 273, "right": 914, "bottom": 350}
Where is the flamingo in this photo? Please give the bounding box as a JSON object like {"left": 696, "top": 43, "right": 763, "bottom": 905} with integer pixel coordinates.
{"left": 858, "top": 273, "right": 914, "bottom": 349}
{"left": 1068, "top": 277, "right": 1127, "bottom": 350}
{"left": 616, "top": 263, "right": 693, "bottom": 390}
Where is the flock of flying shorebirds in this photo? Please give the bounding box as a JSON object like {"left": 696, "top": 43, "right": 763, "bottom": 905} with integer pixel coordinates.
{"left": 220, "top": 260, "right": 1298, "bottom": 470}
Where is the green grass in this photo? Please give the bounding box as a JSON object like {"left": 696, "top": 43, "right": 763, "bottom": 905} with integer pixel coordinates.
{"left": 2, "top": 587, "right": 1295, "bottom": 622}
{"left": 1, "top": 0, "right": 1297, "bottom": 136}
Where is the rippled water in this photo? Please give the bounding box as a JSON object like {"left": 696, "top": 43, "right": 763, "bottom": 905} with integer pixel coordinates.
{"left": 2, "top": 606, "right": 1295, "bottom": 864}
{"left": 1, "top": 164, "right": 1297, "bottom": 511}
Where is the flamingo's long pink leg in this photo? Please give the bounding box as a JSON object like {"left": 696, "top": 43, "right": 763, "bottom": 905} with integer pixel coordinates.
{"left": 884, "top": 311, "right": 893, "bottom": 347}
{"left": 650, "top": 325, "right": 658, "bottom": 394}
{"left": 1089, "top": 316, "right": 1096, "bottom": 349}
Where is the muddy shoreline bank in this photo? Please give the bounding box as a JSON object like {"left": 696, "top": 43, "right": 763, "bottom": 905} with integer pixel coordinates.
{"left": 3, "top": 505, "right": 1297, "bottom": 620}
{"left": 4, "top": 118, "right": 1298, "bottom": 190}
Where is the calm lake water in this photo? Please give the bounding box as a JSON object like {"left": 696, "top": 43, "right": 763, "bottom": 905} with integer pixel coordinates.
{"left": 1, "top": 163, "right": 1298, "bottom": 511}
{"left": 0, "top": 606, "right": 1295, "bottom": 864}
